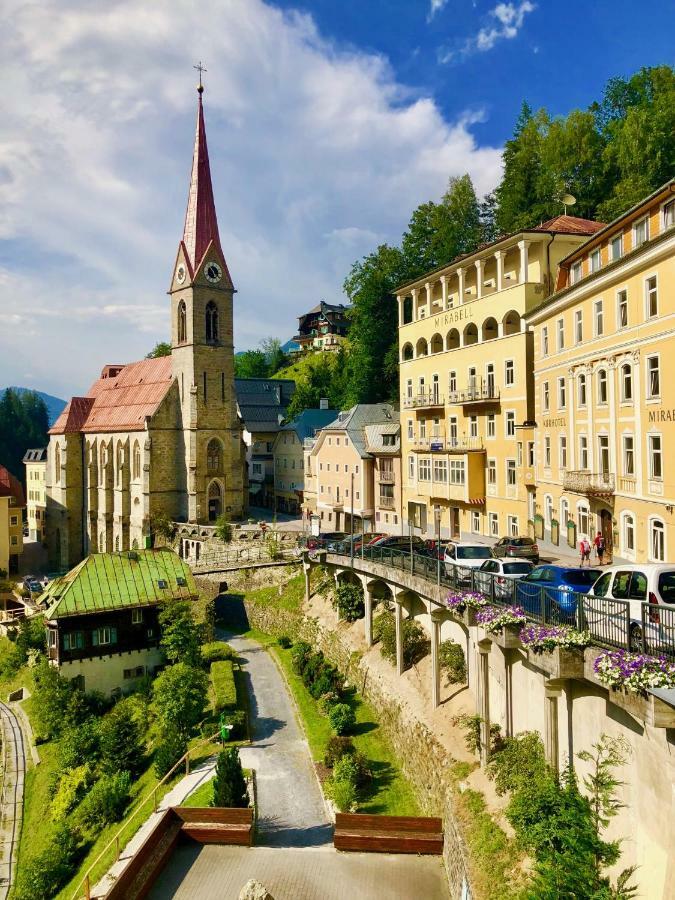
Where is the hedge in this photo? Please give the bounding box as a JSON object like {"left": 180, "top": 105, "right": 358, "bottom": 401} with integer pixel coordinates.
{"left": 202, "top": 641, "right": 236, "bottom": 665}
{"left": 211, "top": 660, "right": 237, "bottom": 711}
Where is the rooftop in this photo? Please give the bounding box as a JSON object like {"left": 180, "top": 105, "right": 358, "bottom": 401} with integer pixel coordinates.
{"left": 0, "top": 465, "right": 24, "bottom": 507}
{"left": 42, "top": 548, "right": 198, "bottom": 619}
{"left": 321, "top": 404, "right": 398, "bottom": 458}
{"left": 280, "top": 408, "right": 338, "bottom": 443}
{"left": 22, "top": 448, "right": 47, "bottom": 463}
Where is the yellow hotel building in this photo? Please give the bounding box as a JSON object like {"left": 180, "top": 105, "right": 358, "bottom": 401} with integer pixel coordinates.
{"left": 396, "top": 216, "right": 603, "bottom": 541}
{"left": 527, "top": 179, "right": 675, "bottom": 563}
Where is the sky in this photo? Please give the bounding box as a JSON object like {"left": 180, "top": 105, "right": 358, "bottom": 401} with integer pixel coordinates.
{"left": 0, "top": 0, "right": 673, "bottom": 399}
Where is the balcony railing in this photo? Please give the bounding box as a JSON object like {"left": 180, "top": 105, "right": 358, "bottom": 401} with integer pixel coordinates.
{"left": 403, "top": 392, "right": 445, "bottom": 409}
{"left": 378, "top": 496, "right": 396, "bottom": 509}
{"left": 379, "top": 471, "right": 395, "bottom": 484}
{"left": 409, "top": 437, "right": 484, "bottom": 452}
{"left": 563, "top": 471, "right": 616, "bottom": 495}
{"left": 448, "top": 384, "right": 500, "bottom": 405}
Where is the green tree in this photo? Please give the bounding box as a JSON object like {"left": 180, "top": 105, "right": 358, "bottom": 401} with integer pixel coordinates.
{"left": 261, "top": 337, "right": 288, "bottom": 375}
{"left": 214, "top": 512, "right": 232, "bottom": 543}
{"left": 14, "top": 614, "right": 46, "bottom": 662}
{"left": 31, "top": 658, "right": 74, "bottom": 740}
{"left": 285, "top": 350, "right": 349, "bottom": 418}
{"left": 234, "top": 349, "right": 269, "bottom": 379}
{"left": 151, "top": 662, "right": 208, "bottom": 740}
{"left": 146, "top": 341, "right": 172, "bottom": 358}
{"left": 98, "top": 697, "right": 145, "bottom": 776}
{"left": 158, "top": 599, "right": 202, "bottom": 666}
{"left": 0, "top": 388, "right": 50, "bottom": 480}
{"left": 211, "top": 748, "right": 248, "bottom": 808}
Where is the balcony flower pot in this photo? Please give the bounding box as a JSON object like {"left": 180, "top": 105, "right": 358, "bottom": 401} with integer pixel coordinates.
{"left": 477, "top": 624, "right": 522, "bottom": 650}
{"left": 605, "top": 688, "right": 675, "bottom": 728}
{"left": 525, "top": 645, "right": 585, "bottom": 679}
{"left": 475, "top": 606, "right": 526, "bottom": 649}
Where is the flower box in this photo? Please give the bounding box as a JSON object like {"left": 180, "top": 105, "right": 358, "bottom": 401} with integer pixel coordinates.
{"left": 525, "top": 646, "right": 585, "bottom": 680}
{"left": 477, "top": 625, "right": 522, "bottom": 650}
{"left": 448, "top": 607, "right": 479, "bottom": 628}
{"left": 606, "top": 688, "right": 675, "bottom": 728}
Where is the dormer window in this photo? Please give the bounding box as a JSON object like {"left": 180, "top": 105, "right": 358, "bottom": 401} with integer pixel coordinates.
{"left": 590, "top": 249, "right": 601, "bottom": 273}
{"left": 157, "top": 579, "right": 168, "bottom": 589}
{"left": 633, "top": 216, "right": 648, "bottom": 248}
{"left": 664, "top": 199, "right": 675, "bottom": 230}
{"left": 610, "top": 235, "right": 623, "bottom": 261}
{"left": 570, "top": 261, "right": 582, "bottom": 284}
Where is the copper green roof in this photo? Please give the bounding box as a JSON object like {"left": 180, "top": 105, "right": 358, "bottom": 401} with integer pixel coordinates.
{"left": 43, "top": 549, "right": 198, "bottom": 619}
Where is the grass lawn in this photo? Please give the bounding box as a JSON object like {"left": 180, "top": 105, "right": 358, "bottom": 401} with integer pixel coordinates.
{"left": 242, "top": 573, "right": 306, "bottom": 613}
{"left": 180, "top": 775, "right": 215, "bottom": 808}
{"left": 237, "top": 624, "right": 419, "bottom": 817}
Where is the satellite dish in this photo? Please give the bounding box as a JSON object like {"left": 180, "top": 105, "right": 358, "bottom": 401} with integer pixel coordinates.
{"left": 562, "top": 193, "right": 576, "bottom": 214}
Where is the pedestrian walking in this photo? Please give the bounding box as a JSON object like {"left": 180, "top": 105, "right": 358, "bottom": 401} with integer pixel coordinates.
{"left": 593, "top": 531, "right": 606, "bottom": 565}
{"left": 579, "top": 536, "right": 591, "bottom": 567}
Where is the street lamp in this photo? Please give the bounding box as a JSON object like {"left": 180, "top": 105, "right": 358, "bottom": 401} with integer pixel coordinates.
{"left": 434, "top": 505, "right": 442, "bottom": 587}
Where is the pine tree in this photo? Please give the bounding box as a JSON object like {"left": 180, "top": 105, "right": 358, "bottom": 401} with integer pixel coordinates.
{"left": 211, "top": 748, "right": 248, "bottom": 808}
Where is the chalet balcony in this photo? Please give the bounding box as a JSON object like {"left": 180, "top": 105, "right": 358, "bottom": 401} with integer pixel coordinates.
{"left": 378, "top": 496, "right": 396, "bottom": 509}
{"left": 563, "top": 471, "right": 616, "bottom": 496}
{"left": 448, "top": 384, "right": 500, "bottom": 405}
{"left": 403, "top": 392, "right": 445, "bottom": 410}
{"left": 409, "top": 437, "right": 484, "bottom": 453}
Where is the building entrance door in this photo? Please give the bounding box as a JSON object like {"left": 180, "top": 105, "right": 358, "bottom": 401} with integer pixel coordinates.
{"left": 600, "top": 508, "right": 613, "bottom": 561}
{"left": 450, "top": 507, "right": 460, "bottom": 539}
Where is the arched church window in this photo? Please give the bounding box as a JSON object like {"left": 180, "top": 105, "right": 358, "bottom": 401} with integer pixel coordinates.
{"left": 100, "top": 444, "right": 107, "bottom": 486}
{"left": 116, "top": 444, "right": 124, "bottom": 487}
{"left": 207, "top": 439, "right": 222, "bottom": 472}
{"left": 206, "top": 301, "right": 219, "bottom": 343}
{"left": 132, "top": 441, "right": 141, "bottom": 480}
{"left": 54, "top": 444, "right": 61, "bottom": 484}
{"left": 178, "top": 300, "right": 187, "bottom": 344}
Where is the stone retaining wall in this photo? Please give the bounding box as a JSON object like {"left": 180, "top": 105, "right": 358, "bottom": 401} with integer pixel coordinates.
{"left": 241, "top": 594, "right": 473, "bottom": 900}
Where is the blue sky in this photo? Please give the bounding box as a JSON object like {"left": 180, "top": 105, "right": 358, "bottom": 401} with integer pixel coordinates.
{"left": 0, "top": 0, "right": 672, "bottom": 399}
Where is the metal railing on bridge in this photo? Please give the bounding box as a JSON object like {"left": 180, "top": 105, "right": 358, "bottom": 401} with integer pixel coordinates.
{"left": 193, "top": 545, "right": 299, "bottom": 569}
{"left": 324, "top": 544, "right": 675, "bottom": 661}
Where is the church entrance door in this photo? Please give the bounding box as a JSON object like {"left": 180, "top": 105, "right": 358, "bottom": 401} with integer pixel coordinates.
{"left": 208, "top": 481, "right": 223, "bottom": 522}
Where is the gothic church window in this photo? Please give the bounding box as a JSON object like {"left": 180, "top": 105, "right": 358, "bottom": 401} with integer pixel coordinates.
{"left": 133, "top": 442, "right": 141, "bottom": 480}
{"left": 207, "top": 439, "right": 222, "bottom": 472}
{"left": 55, "top": 444, "right": 61, "bottom": 484}
{"left": 206, "top": 301, "right": 219, "bottom": 343}
{"left": 178, "top": 300, "right": 187, "bottom": 344}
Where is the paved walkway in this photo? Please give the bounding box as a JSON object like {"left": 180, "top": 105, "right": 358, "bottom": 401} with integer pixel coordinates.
{"left": 0, "top": 702, "right": 26, "bottom": 900}
{"left": 149, "top": 843, "right": 449, "bottom": 899}
{"left": 226, "top": 630, "right": 332, "bottom": 847}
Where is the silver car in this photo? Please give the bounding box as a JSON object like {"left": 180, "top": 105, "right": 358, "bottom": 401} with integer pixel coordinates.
{"left": 474, "top": 558, "right": 535, "bottom": 599}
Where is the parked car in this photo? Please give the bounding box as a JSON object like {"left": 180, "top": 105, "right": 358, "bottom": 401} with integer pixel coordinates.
{"left": 516, "top": 565, "right": 598, "bottom": 621}
{"left": 492, "top": 535, "right": 540, "bottom": 564}
{"left": 306, "top": 531, "right": 347, "bottom": 551}
{"left": 588, "top": 564, "right": 675, "bottom": 651}
{"left": 474, "top": 558, "right": 535, "bottom": 599}
{"left": 443, "top": 542, "right": 495, "bottom": 584}
{"left": 364, "top": 534, "right": 426, "bottom": 557}
{"left": 424, "top": 539, "right": 451, "bottom": 560}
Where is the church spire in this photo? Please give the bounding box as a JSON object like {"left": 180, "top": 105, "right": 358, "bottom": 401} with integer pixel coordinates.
{"left": 181, "top": 77, "right": 223, "bottom": 273}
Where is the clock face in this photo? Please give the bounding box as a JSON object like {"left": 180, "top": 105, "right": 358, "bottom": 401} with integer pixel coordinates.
{"left": 176, "top": 263, "right": 187, "bottom": 284}
{"left": 205, "top": 262, "right": 222, "bottom": 284}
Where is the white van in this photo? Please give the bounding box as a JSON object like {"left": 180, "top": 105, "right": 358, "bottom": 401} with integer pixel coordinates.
{"left": 589, "top": 564, "right": 675, "bottom": 651}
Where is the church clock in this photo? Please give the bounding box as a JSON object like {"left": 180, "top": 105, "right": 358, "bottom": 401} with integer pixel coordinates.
{"left": 205, "top": 262, "right": 222, "bottom": 284}
{"left": 176, "top": 263, "right": 187, "bottom": 284}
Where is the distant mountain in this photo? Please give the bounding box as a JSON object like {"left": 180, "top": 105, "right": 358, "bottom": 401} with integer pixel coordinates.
{"left": 5, "top": 387, "right": 67, "bottom": 426}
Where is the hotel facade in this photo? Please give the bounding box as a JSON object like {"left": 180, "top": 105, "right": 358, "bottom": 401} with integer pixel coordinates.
{"left": 395, "top": 217, "right": 602, "bottom": 542}
{"left": 527, "top": 179, "right": 675, "bottom": 563}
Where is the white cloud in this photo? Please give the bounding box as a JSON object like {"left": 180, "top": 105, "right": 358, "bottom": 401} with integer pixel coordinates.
{"left": 438, "top": 1, "right": 536, "bottom": 63}
{"left": 427, "top": 0, "right": 450, "bottom": 22}
{"left": 0, "top": 0, "right": 502, "bottom": 397}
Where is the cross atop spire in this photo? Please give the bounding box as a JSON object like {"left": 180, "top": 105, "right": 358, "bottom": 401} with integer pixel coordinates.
{"left": 193, "top": 60, "right": 207, "bottom": 94}
{"left": 181, "top": 83, "right": 224, "bottom": 275}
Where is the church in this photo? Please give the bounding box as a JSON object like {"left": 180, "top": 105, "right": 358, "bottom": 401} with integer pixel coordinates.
{"left": 46, "top": 84, "right": 246, "bottom": 569}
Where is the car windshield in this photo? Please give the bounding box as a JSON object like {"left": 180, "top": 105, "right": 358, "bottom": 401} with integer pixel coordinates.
{"left": 563, "top": 569, "right": 599, "bottom": 586}
{"left": 503, "top": 563, "right": 533, "bottom": 575}
{"left": 510, "top": 538, "right": 533, "bottom": 546}
{"left": 456, "top": 547, "right": 492, "bottom": 560}
{"left": 657, "top": 571, "right": 675, "bottom": 603}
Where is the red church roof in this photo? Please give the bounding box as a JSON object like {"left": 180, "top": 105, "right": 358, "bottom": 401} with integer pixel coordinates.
{"left": 50, "top": 357, "right": 173, "bottom": 435}
{"left": 0, "top": 465, "right": 25, "bottom": 507}
{"left": 182, "top": 91, "right": 225, "bottom": 275}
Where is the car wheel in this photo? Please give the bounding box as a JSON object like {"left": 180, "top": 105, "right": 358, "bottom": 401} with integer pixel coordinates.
{"left": 629, "top": 624, "right": 643, "bottom": 653}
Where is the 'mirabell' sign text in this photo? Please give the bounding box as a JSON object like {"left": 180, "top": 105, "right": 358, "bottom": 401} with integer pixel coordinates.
{"left": 434, "top": 308, "right": 474, "bottom": 327}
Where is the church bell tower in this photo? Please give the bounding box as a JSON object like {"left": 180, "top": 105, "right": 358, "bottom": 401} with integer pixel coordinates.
{"left": 169, "top": 77, "right": 244, "bottom": 524}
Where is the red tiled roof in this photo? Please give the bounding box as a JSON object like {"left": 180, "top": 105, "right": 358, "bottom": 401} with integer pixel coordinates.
{"left": 0, "top": 465, "right": 25, "bottom": 507}
{"left": 533, "top": 215, "right": 605, "bottom": 235}
{"left": 50, "top": 357, "right": 173, "bottom": 435}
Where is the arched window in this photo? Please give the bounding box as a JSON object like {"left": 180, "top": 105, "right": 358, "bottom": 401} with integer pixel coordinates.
{"left": 132, "top": 441, "right": 141, "bottom": 481}
{"left": 430, "top": 333, "right": 443, "bottom": 354}
{"left": 207, "top": 480, "right": 223, "bottom": 523}
{"left": 560, "top": 498, "right": 570, "bottom": 528}
{"left": 100, "top": 444, "right": 107, "bottom": 486}
{"left": 401, "top": 343, "right": 414, "bottom": 362}
{"left": 178, "top": 300, "right": 187, "bottom": 344}
{"left": 482, "top": 317, "right": 498, "bottom": 342}
{"left": 446, "top": 329, "right": 460, "bottom": 351}
{"left": 502, "top": 310, "right": 521, "bottom": 336}
{"left": 544, "top": 494, "right": 553, "bottom": 529}
{"left": 205, "top": 301, "right": 219, "bottom": 343}
{"left": 620, "top": 363, "right": 633, "bottom": 402}
{"left": 116, "top": 444, "right": 124, "bottom": 487}
{"left": 463, "top": 323, "right": 478, "bottom": 346}
{"left": 597, "top": 369, "right": 608, "bottom": 404}
{"left": 577, "top": 503, "right": 590, "bottom": 538}
{"left": 649, "top": 517, "right": 666, "bottom": 562}
{"left": 132, "top": 538, "right": 139, "bottom": 550}
{"left": 207, "top": 439, "right": 222, "bottom": 472}
{"left": 415, "top": 337, "right": 428, "bottom": 357}
{"left": 54, "top": 444, "right": 61, "bottom": 484}
{"left": 622, "top": 513, "right": 635, "bottom": 556}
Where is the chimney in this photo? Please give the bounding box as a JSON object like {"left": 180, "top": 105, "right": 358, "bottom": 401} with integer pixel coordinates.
{"left": 319, "top": 398, "right": 329, "bottom": 410}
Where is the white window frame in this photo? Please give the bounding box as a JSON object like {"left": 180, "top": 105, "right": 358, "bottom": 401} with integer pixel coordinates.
{"left": 646, "top": 354, "right": 660, "bottom": 400}
{"left": 504, "top": 359, "right": 514, "bottom": 386}
{"left": 471, "top": 510, "right": 481, "bottom": 534}
{"left": 616, "top": 289, "right": 628, "bottom": 329}
{"left": 487, "top": 414, "right": 496, "bottom": 439}
{"left": 559, "top": 435, "right": 567, "bottom": 470}
{"left": 487, "top": 458, "right": 497, "bottom": 486}
{"left": 574, "top": 309, "right": 583, "bottom": 344}
{"left": 621, "top": 512, "right": 636, "bottom": 557}
{"left": 505, "top": 411, "right": 516, "bottom": 438}
{"left": 579, "top": 435, "right": 588, "bottom": 470}
{"left": 648, "top": 516, "right": 666, "bottom": 563}
{"left": 557, "top": 318, "right": 565, "bottom": 351}
{"left": 645, "top": 274, "right": 658, "bottom": 320}
{"left": 578, "top": 373, "right": 587, "bottom": 408}
{"left": 620, "top": 363, "right": 633, "bottom": 403}
{"left": 590, "top": 248, "right": 601, "bottom": 273}
{"left": 596, "top": 368, "right": 608, "bottom": 405}
{"left": 662, "top": 197, "right": 675, "bottom": 231}
{"left": 648, "top": 433, "right": 663, "bottom": 481}
{"left": 507, "top": 515, "right": 519, "bottom": 538}
{"left": 544, "top": 436, "right": 551, "bottom": 469}
{"left": 570, "top": 260, "right": 582, "bottom": 284}
{"left": 506, "top": 459, "right": 516, "bottom": 487}
{"left": 610, "top": 234, "right": 623, "bottom": 262}
{"left": 557, "top": 377, "right": 566, "bottom": 410}
{"left": 542, "top": 381, "right": 550, "bottom": 412}
{"left": 541, "top": 327, "right": 549, "bottom": 357}
{"left": 593, "top": 299, "right": 604, "bottom": 337}
{"left": 622, "top": 434, "right": 635, "bottom": 476}
{"left": 633, "top": 215, "right": 648, "bottom": 249}
{"left": 489, "top": 512, "right": 499, "bottom": 537}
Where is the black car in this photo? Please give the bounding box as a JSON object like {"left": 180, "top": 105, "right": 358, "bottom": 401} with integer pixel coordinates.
{"left": 364, "top": 534, "right": 426, "bottom": 557}
{"left": 492, "top": 535, "right": 540, "bottom": 564}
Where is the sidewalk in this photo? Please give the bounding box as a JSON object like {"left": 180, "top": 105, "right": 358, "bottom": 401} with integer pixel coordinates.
{"left": 461, "top": 533, "right": 608, "bottom": 569}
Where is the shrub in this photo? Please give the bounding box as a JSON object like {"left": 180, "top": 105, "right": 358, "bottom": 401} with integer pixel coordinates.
{"left": 58, "top": 720, "right": 100, "bottom": 770}
{"left": 13, "top": 825, "right": 79, "bottom": 900}
{"left": 221, "top": 708, "right": 248, "bottom": 741}
{"left": 291, "top": 641, "right": 313, "bottom": 675}
{"left": 439, "top": 640, "right": 466, "bottom": 684}
{"left": 453, "top": 714, "right": 503, "bottom": 757}
{"left": 159, "top": 599, "right": 202, "bottom": 667}
{"left": 99, "top": 697, "right": 145, "bottom": 776}
{"left": 211, "top": 660, "right": 237, "bottom": 711}
{"left": 211, "top": 748, "right": 249, "bottom": 808}
{"left": 152, "top": 662, "right": 208, "bottom": 740}
{"left": 333, "top": 750, "right": 372, "bottom": 792}
{"left": 154, "top": 730, "right": 188, "bottom": 778}
{"left": 302, "top": 651, "right": 326, "bottom": 687}
{"left": 277, "top": 635, "right": 292, "bottom": 649}
{"left": 324, "top": 735, "right": 355, "bottom": 767}
{"left": 332, "top": 583, "right": 365, "bottom": 622}
{"left": 308, "top": 661, "right": 342, "bottom": 700}
{"left": 487, "top": 732, "right": 549, "bottom": 796}
{"left": 328, "top": 702, "right": 356, "bottom": 735}
{"left": 375, "top": 611, "right": 428, "bottom": 669}
{"left": 326, "top": 775, "right": 357, "bottom": 812}
{"left": 51, "top": 764, "right": 92, "bottom": 821}
{"left": 319, "top": 691, "right": 340, "bottom": 715}
{"left": 214, "top": 513, "right": 233, "bottom": 543}
{"left": 201, "top": 641, "right": 237, "bottom": 665}
{"left": 267, "top": 537, "right": 281, "bottom": 560}
{"left": 75, "top": 772, "right": 131, "bottom": 833}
